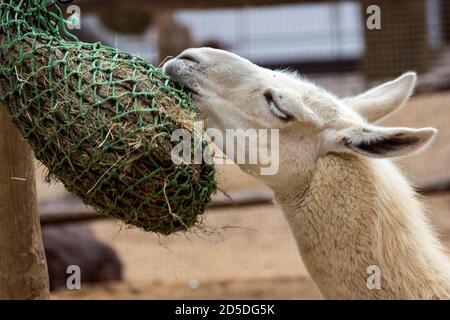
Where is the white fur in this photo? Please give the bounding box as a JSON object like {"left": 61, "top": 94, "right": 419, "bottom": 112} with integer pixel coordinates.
{"left": 164, "top": 48, "right": 450, "bottom": 299}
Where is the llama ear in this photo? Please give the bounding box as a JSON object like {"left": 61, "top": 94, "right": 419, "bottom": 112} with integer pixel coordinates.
{"left": 343, "top": 72, "right": 416, "bottom": 122}
{"left": 335, "top": 125, "right": 436, "bottom": 158}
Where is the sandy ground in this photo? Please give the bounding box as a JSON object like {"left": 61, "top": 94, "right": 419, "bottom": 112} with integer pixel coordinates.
{"left": 53, "top": 276, "right": 322, "bottom": 300}
{"left": 37, "top": 92, "right": 450, "bottom": 299}
{"left": 52, "top": 193, "right": 450, "bottom": 300}
{"left": 53, "top": 204, "right": 324, "bottom": 299}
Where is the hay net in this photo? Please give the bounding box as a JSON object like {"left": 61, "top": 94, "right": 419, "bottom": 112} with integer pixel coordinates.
{"left": 0, "top": 0, "right": 216, "bottom": 235}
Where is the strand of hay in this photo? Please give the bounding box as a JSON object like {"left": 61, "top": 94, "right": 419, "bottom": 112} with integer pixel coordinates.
{"left": 0, "top": 0, "right": 216, "bottom": 234}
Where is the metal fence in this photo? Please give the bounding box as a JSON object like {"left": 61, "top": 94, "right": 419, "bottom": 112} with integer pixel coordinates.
{"left": 76, "top": 0, "right": 450, "bottom": 96}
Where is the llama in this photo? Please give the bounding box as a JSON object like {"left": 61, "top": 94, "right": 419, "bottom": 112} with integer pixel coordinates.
{"left": 163, "top": 48, "right": 450, "bottom": 299}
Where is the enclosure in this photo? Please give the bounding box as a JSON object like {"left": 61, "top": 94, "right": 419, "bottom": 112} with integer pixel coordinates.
{"left": 1, "top": 0, "right": 450, "bottom": 300}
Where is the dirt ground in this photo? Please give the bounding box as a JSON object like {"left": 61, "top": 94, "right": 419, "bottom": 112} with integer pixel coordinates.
{"left": 51, "top": 193, "right": 450, "bottom": 300}
{"left": 53, "top": 204, "right": 324, "bottom": 299}
{"left": 41, "top": 92, "right": 450, "bottom": 299}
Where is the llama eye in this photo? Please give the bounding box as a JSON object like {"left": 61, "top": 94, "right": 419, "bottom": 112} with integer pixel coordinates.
{"left": 263, "top": 90, "right": 294, "bottom": 122}
{"left": 264, "top": 90, "right": 275, "bottom": 104}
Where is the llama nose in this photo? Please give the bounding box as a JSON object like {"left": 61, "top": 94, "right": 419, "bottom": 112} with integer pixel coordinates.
{"left": 163, "top": 62, "right": 187, "bottom": 83}
{"left": 163, "top": 62, "right": 178, "bottom": 77}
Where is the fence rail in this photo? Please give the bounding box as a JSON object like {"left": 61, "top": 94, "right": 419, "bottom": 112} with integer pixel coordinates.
{"left": 40, "top": 176, "right": 450, "bottom": 225}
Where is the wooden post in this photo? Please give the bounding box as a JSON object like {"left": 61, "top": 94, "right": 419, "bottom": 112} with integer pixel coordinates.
{"left": 156, "top": 11, "right": 194, "bottom": 64}
{"left": 442, "top": 0, "right": 450, "bottom": 44}
{"left": 0, "top": 105, "right": 50, "bottom": 300}
{"left": 361, "top": 0, "right": 432, "bottom": 82}
{"left": 97, "top": 7, "right": 153, "bottom": 34}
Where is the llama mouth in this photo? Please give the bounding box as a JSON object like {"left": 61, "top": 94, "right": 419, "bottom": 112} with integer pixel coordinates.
{"left": 180, "top": 82, "right": 200, "bottom": 96}
{"left": 171, "top": 76, "right": 201, "bottom": 97}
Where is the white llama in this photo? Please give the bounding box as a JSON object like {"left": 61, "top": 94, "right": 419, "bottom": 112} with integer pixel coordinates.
{"left": 163, "top": 48, "right": 450, "bottom": 299}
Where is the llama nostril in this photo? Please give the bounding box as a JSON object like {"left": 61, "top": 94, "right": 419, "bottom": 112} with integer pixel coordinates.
{"left": 163, "top": 63, "right": 179, "bottom": 77}
{"left": 178, "top": 54, "right": 199, "bottom": 64}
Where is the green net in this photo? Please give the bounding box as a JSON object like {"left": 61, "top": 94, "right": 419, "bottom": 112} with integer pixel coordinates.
{"left": 0, "top": 0, "right": 216, "bottom": 235}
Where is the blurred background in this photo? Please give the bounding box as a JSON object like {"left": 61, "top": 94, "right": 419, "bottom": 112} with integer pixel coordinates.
{"left": 38, "top": 0, "right": 450, "bottom": 299}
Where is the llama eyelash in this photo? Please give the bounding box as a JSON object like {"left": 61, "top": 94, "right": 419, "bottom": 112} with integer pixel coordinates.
{"left": 263, "top": 90, "right": 294, "bottom": 122}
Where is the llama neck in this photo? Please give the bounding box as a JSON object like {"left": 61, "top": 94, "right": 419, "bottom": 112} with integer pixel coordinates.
{"left": 274, "top": 154, "right": 450, "bottom": 299}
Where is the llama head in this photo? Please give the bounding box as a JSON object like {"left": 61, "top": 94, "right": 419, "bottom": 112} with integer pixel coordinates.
{"left": 163, "top": 48, "right": 436, "bottom": 186}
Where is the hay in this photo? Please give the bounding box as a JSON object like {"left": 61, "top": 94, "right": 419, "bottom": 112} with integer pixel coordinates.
{"left": 0, "top": 1, "right": 216, "bottom": 234}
